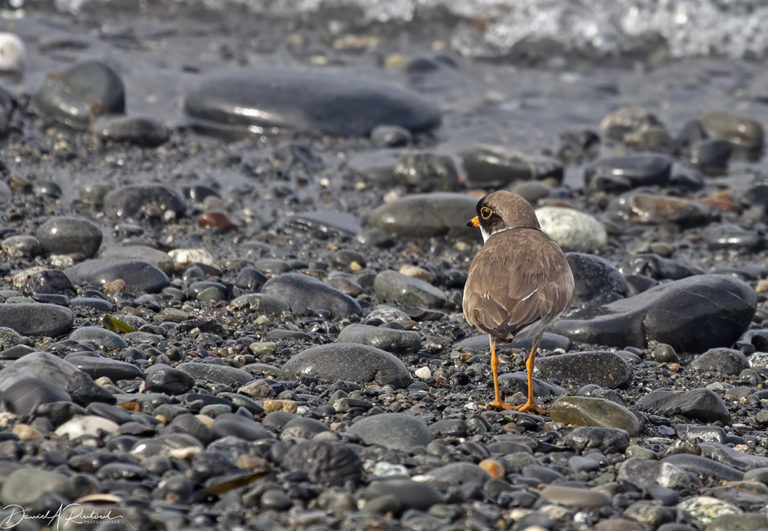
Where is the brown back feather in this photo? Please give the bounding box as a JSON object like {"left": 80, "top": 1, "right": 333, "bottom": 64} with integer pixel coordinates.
{"left": 463, "top": 228, "right": 574, "bottom": 342}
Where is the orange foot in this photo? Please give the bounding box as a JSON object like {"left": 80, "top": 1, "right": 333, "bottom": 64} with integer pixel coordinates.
{"left": 513, "top": 400, "right": 548, "bottom": 415}
{"left": 487, "top": 399, "right": 513, "bottom": 410}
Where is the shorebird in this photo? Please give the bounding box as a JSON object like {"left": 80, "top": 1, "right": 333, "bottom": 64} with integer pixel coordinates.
{"left": 463, "top": 191, "right": 574, "bottom": 413}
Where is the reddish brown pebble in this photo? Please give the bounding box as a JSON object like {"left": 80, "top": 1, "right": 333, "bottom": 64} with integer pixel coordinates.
{"left": 120, "top": 401, "right": 141, "bottom": 412}
{"left": 479, "top": 458, "right": 505, "bottom": 479}
{"left": 694, "top": 196, "right": 741, "bottom": 214}
{"left": 197, "top": 210, "right": 235, "bottom": 231}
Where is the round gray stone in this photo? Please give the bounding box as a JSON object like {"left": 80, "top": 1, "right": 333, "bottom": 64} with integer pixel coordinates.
{"left": 279, "top": 343, "right": 411, "bottom": 388}
{"left": 229, "top": 293, "right": 291, "bottom": 315}
{"left": 637, "top": 388, "right": 730, "bottom": 423}
{"left": 69, "top": 326, "right": 128, "bottom": 350}
{"left": 65, "top": 259, "right": 170, "bottom": 294}
{"left": 690, "top": 348, "right": 749, "bottom": 375}
{"left": 0, "top": 351, "right": 113, "bottom": 405}
{"left": 393, "top": 152, "right": 460, "bottom": 192}
{"left": 0, "top": 468, "right": 69, "bottom": 505}
{"left": 420, "top": 462, "right": 491, "bottom": 489}
{"left": 337, "top": 324, "right": 421, "bottom": 354}
{"left": 104, "top": 183, "right": 186, "bottom": 220}
{"left": 0, "top": 377, "right": 72, "bottom": 416}
{"left": 348, "top": 413, "right": 432, "bottom": 451}
{"left": 281, "top": 440, "right": 362, "bottom": 486}
{"left": 262, "top": 273, "right": 360, "bottom": 318}
{"left": 280, "top": 417, "right": 330, "bottom": 440}
{"left": 36, "top": 217, "right": 103, "bottom": 258}
{"left": 550, "top": 396, "right": 641, "bottom": 435}
{"left": 210, "top": 413, "right": 272, "bottom": 441}
{"left": 0, "top": 303, "right": 73, "bottom": 337}
{"left": 539, "top": 485, "right": 611, "bottom": 509}
{"left": 535, "top": 351, "right": 632, "bottom": 389}
{"left": 145, "top": 364, "right": 195, "bottom": 395}
{"left": 362, "top": 479, "right": 442, "bottom": 511}
{"left": 564, "top": 426, "right": 630, "bottom": 454}
{"left": 702, "top": 223, "right": 763, "bottom": 251}
{"left": 33, "top": 60, "right": 125, "bottom": 129}
{"left": 373, "top": 270, "right": 446, "bottom": 308}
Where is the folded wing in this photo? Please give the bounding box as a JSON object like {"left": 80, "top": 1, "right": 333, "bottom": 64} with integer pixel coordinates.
{"left": 463, "top": 229, "right": 574, "bottom": 341}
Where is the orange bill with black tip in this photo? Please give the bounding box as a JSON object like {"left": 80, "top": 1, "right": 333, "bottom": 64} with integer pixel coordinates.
{"left": 467, "top": 216, "right": 479, "bottom": 228}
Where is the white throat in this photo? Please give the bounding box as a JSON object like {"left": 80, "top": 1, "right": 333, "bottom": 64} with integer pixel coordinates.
{"left": 481, "top": 226, "right": 514, "bottom": 243}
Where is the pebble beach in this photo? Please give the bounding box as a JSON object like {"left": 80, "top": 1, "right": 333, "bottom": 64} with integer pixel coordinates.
{"left": 0, "top": 1, "right": 767, "bottom": 530}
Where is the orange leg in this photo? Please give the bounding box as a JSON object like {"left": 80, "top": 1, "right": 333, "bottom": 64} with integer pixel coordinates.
{"left": 513, "top": 335, "right": 547, "bottom": 414}
{"left": 487, "top": 336, "right": 512, "bottom": 410}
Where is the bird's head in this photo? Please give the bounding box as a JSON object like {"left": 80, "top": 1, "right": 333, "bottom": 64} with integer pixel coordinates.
{"left": 468, "top": 191, "right": 541, "bottom": 242}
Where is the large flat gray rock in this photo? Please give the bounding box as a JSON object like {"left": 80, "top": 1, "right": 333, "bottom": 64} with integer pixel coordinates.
{"left": 551, "top": 274, "right": 755, "bottom": 353}
{"left": 184, "top": 68, "right": 441, "bottom": 137}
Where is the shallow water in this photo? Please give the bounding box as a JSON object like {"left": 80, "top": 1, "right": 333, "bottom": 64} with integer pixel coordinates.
{"left": 42, "top": 0, "right": 768, "bottom": 61}
{"left": 3, "top": 2, "right": 768, "bottom": 213}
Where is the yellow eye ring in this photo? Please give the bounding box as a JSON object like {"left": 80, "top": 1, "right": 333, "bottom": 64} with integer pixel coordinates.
{"left": 480, "top": 207, "right": 493, "bottom": 220}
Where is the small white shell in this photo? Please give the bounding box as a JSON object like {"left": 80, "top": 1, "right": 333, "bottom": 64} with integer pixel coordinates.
{"left": 0, "top": 33, "right": 25, "bottom": 74}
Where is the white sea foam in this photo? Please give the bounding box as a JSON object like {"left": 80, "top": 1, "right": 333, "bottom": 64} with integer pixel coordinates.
{"left": 178, "top": 0, "right": 768, "bottom": 61}
{"left": 41, "top": 0, "right": 768, "bottom": 60}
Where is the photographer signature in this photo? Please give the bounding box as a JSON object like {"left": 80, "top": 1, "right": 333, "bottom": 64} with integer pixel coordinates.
{"left": 0, "top": 503, "right": 123, "bottom": 529}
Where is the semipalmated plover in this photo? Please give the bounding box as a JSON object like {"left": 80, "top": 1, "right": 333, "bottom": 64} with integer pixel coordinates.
{"left": 463, "top": 191, "right": 574, "bottom": 413}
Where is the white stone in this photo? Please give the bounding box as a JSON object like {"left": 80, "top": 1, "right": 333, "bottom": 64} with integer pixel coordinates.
{"left": 50, "top": 254, "right": 76, "bottom": 268}
{"left": 414, "top": 366, "right": 431, "bottom": 380}
{"left": 166, "top": 446, "right": 201, "bottom": 459}
{"left": 0, "top": 33, "right": 25, "bottom": 75}
{"left": 54, "top": 415, "right": 119, "bottom": 438}
{"left": 535, "top": 206, "right": 607, "bottom": 252}
{"left": 0, "top": 412, "right": 15, "bottom": 428}
{"left": 677, "top": 496, "right": 742, "bottom": 527}
{"left": 11, "top": 266, "right": 46, "bottom": 288}
{"left": 372, "top": 461, "right": 409, "bottom": 477}
{"left": 748, "top": 351, "right": 768, "bottom": 368}
{"left": 168, "top": 248, "right": 215, "bottom": 268}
